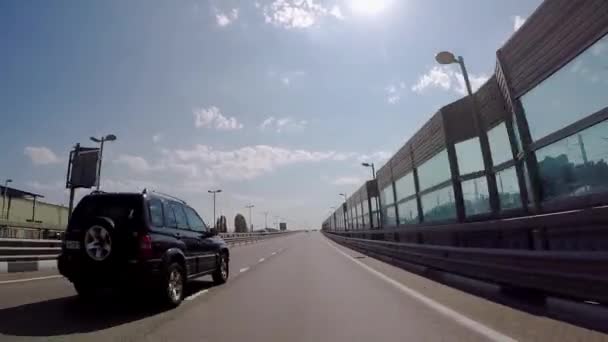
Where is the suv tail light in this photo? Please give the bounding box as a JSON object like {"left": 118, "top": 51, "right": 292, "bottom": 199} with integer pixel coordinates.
{"left": 138, "top": 234, "right": 153, "bottom": 259}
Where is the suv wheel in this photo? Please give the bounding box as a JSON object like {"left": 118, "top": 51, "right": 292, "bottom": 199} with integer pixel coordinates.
{"left": 83, "top": 223, "right": 113, "bottom": 262}
{"left": 162, "top": 263, "right": 185, "bottom": 307}
{"left": 212, "top": 253, "right": 229, "bottom": 285}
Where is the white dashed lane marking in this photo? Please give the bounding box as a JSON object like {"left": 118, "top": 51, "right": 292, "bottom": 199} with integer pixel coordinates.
{"left": 240, "top": 267, "right": 250, "bottom": 273}
{"left": 185, "top": 289, "right": 208, "bottom": 301}
{"left": 0, "top": 275, "right": 62, "bottom": 285}
{"left": 259, "top": 258, "right": 265, "bottom": 263}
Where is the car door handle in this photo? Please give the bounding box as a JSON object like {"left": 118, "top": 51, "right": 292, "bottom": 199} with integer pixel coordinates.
{"left": 173, "top": 232, "right": 181, "bottom": 239}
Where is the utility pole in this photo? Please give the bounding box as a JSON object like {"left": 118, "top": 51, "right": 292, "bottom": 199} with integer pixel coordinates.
{"left": 245, "top": 204, "right": 255, "bottom": 232}
{"left": 208, "top": 189, "right": 222, "bottom": 229}
{"left": 262, "top": 211, "right": 269, "bottom": 229}
{"left": 1, "top": 179, "right": 13, "bottom": 220}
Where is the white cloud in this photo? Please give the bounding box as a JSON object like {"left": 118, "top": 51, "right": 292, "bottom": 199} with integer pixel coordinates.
{"left": 260, "top": 116, "right": 276, "bottom": 129}
{"left": 270, "top": 69, "right": 306, "bottom": 86}
{"left": 259, "top": 116, "right": 307, "bottom": 132}
{"left": 108, "top": 144, "right": 388, "bottom": 189}
{"left": 24, "top": 146, "right": 61, "bottom": 165}
{"left": 114, "top": 154, "right": 154, "bottom": 173}
{"left": 194, "top": 106, "right": 243, "bottom": 131}
{"left": 165, "top": 144, "right": 360, "bottom": 181}
{"left": 215, "top": 8, "right": 239, "bottom": 27}
{"left": 152, "top": 134, "right": 162, "bottom": 143}
{"left": 26, "top": 180, "right": 64, "bottom": 192}
{"left": 411, "top": 66, "right": 489, "bottom": 96}
{"left": 356, "top": 151, "right": 392, "bottom": 163}
{"left": 262, "top": 0, "right": 344, "bottom": 29}
{"left": 330, "top": 5, "right": 344, "bottom": 20}
{"left": 385, "top": 82, "right": 406, "bottom": 104}
{"left": 513, "top": 15, "right": 526, "bottom": 31}
{"left": 330, "top": 176, "right": 363, "bottom": 186}
{"left": 114, "top": 152, "right": 200, "bottom": 178}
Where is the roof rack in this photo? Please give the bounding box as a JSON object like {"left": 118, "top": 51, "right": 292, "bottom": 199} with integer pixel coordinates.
{"left": 150, "top": 190, "right": 187, "bottom": 204}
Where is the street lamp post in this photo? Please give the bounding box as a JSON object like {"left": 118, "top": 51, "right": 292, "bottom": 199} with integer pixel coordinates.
{"left": 245, "top": 204, "right": 255, "bottom": 232}
{"left": 90, "top": 134, "right": 117, "bottom": 191}
{"left": 361, "top": 162, "right": 376, "bottom": 179}
{"left": 362, "top": 162, "right": 381, "bottom": 229}
{"left": 435, "top": 50, "right": 499, "bottom": 214}
{"left": 207, "top": 189, "right": 222, "bottom": 229}
{"left": 1, "top": 179, "right": 13, "bottom": 220}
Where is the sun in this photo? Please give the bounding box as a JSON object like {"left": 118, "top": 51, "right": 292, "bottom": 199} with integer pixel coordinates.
{"left": 348, "top": 0, "right": 392, "bottom": 16}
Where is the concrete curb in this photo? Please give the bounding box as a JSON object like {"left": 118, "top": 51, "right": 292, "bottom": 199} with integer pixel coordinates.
{"left": 0, "top": 259, "right": 58, "bottom": 273}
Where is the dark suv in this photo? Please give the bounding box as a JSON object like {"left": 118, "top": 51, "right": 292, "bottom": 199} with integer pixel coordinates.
{"left": 58, "top": 190, "right": 229, "bottom": 307}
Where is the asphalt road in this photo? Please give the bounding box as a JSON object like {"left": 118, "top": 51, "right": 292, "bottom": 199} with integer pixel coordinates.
{"left": 0, "top": 232, "right": 605, "bottom": 342}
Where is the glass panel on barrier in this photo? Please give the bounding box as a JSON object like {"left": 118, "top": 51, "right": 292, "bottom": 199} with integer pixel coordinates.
{"left": 395, "top": 172, "right": 416, "bottom": 201}
{"left": 383, "top": 205, "right": 397, "bottom": 227}
{"left": 496, "top": 166, "right": 522, "bottom": 209}
{"left": 455, "top": 137, "right": 484, "bottom": 175}
{"left": 418, "top": 149, "right": 451, "bottom": 190}
{"left": 381, "top": 184, "right": 395, "bottom": 205}
{"left": 421, "top": 185, "right": 457, "bottom": 222}
{"left": 521, "top": 34, "right": 608, "bottom": 141}
{"left": 536, "top": 119, "right": 608, "bottom": 201}
{"left": 488, "top": 122, "right": 513, "bottom": 166}
{"left": 461, "top": 176, "right": 491, "bottom": 216}
{"left": 397, "top": 198, "right": 418, "bottom": 225}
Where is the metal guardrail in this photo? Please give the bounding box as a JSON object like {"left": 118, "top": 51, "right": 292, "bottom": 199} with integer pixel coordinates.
{"left": 324, "top": 231, "right": 608, "bottom": 304}
{"left": 0, "top": 225, "right": 64, "bottom": 240}
{"left": 0, "top": 231, "right": 297, "bottom": 262}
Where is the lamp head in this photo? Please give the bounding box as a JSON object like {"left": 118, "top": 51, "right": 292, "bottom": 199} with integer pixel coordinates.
{"left": 435, "top": 51, "right": 457, "bottom": 65}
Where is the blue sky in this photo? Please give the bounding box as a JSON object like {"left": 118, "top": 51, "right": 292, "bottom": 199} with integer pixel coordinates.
{"left": 0, "top": 0, "right": 542, "bottom": 229}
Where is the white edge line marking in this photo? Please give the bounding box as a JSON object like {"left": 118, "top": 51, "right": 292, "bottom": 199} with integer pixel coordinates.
{"left": 259, "top": 258, "right": 265, "bottom": 263}
{"left": 239, "top": 267, "right": 250, "bottom": 273}
{"left": 185, "top": 289, "right": 209, "bottom": 301}
{"left": 0, "top": 275, "right": 62, "bottom": 285}
{"left": 323, "top": 239, "right": 516, "bottom": 342}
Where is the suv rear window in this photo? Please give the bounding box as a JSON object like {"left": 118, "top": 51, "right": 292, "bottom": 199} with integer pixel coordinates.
{"left": 69, "top": 195, "right": 143, "bottom": 230}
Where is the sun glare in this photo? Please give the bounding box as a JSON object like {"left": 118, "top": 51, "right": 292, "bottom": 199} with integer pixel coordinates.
{"left": 348, "top": 0, "right": 392, "bottom": 16}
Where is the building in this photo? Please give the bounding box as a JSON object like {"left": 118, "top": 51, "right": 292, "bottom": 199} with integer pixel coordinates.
{"left": 324, "top": 0, "right": 608, "bottom": 248}
{"left": 0, "top": 185, "right": 69, "bottom": 238}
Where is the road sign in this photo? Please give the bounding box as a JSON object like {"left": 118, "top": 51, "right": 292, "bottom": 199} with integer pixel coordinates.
{"left": 67, "top": 146, "right": 100, "bottom": 189}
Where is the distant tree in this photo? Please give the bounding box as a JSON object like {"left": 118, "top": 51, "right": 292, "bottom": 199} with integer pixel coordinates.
{"left": 216, "top": 215, "right": 227, "bottom": 233}
{"left": 234, "top": 214, "right": 248, "bottom": 233}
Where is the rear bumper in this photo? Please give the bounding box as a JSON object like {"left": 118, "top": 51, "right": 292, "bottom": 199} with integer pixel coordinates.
{"left": 58, "top": 253, "right": 164, "bottom": 287}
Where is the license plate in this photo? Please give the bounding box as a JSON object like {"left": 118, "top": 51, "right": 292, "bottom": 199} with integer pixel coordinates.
{"left": 65, "top": 240, "right": 81, "bottom": 250}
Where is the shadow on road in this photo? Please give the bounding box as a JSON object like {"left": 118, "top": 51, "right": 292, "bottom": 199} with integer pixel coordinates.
{"left": 0, "top": 279, "right": 215, "bottom": 337}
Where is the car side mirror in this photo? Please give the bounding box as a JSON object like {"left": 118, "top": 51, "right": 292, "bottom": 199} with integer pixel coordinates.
{"left": 209, "top": 228, "right": 218, "bottom": 236}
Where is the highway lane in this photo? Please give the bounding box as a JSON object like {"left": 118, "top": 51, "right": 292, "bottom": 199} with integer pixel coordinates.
{"left": 0, "top": 234, "right": 301, "bottom": 342}
{"left": 0, "top": 232, "right": 606, "bottom": 341}
{"left": 145, "top": 232, "right": 489, "bottom": 342}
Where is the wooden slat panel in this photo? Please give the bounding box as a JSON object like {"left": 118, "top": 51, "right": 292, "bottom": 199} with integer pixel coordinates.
{"left": 391, "top": 142, "right": 413, "bottom": 180}
{"left": 475, "top": 75, "right": 510, "bottom": 129}
{"left": 411, "top": 112, "right": 445, "bottom": 166}
{"left": 377, "top": 161, "right": 393, "bottom": 190}
{"left": 441, "top": 97, "right": 476, "bottom": 144}
{"left": 500, "top": 0, "right": 608, "bottom": 98}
